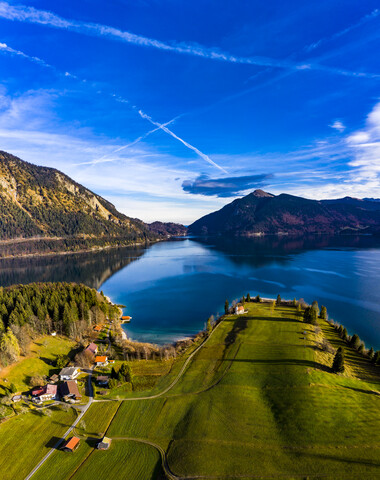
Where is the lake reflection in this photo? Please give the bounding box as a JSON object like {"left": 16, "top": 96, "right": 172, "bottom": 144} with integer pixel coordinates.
{"left": 0, "top": 236, "right": 379, "bottom": 348}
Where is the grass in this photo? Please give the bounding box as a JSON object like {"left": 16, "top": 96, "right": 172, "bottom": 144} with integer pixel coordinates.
{"left": 0, "top": 335, "right": 76, "bottom": 394}
{"left": 0, "top": 406, "right": 76, "bottom": 480}
{"left": 4, "top": 302, "right": 380, "bottom": 480}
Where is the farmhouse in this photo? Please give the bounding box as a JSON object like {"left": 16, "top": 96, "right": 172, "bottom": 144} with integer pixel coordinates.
{"left": 60, "top": 380, "right": 82, "bottom": 401}
{"left": 38, "top": 384, "right": 58, "bottom": 402}
{"left": 121, "top": 315, "right": 132, "bottom": 322}
{"left": 61, "top": 436, "right": 80, "bottom": 452}
{"left": 96, "top": 375, "right": 109, "bottom": 386}
{"left": 97, "top": 437, "right": 112, "bottom": 450}
{"left": 95, "top": 355, "right": 108, "bottom": 367}
{"left": 85, "top": 342, "right": 98, "bottom": 355}
{"left": 235, "top": 305, "right": 245, "bottom": 315}
{"left": 59, "top": 367, "right": 80, "bottom": 381}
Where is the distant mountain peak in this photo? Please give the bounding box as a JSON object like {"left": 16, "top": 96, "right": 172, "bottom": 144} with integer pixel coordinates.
{"left": 250, "top": 189, "right": 274, "bottom": 198}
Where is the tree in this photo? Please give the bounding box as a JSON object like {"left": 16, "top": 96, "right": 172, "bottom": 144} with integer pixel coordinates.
{"left": 358, "top": 343, "right": 365, "bottom": 354}
{"left": 303, "top": 307, "right": 318, "bottom": 326}
{"left": 246, "top": 293, "right": 251, "bottom": 302}
{"left": 29, "top": 375, "right": 45, "bottom": 387}
{"left": 350, "top": 334, "right": 361, "bottom": 350}
{"left": 206, "top": 317, "right": 213, "bottom": 334}
{"left": 311, "top": 300, "right": 319, "bottom": 316}
{"left": 292, "top": 298, "right": 297, "bottom": 307}
{"left": 342, "top": 328, "right": 348, "bottom": 341}
{"left": 0, "top": 327, "right": 20, "bottom": 364}
{"left": 55, "top": 354, "right": 68, "bottom": 369}
{"left": 332, "top": 347, "right": 345, "bottom": 373}
{"left": 320, "top": 306, "right": 327, "bottom": 320}
{"left": 373, "top": 351, "right": 380, "bottom": 365}
{"left": 276, "top": 294, "right": 281, "bottom": 306}
{"left": 224, "top": 300, "right": 229, "bottom": 315}
{"left": 9, "top": 383, "right": 17, "bottom": 394}
{"left": 368, "top": 347, "right": 374, "bottom": 360}
{"left": 241, "top": 296, "right": 245, "bottom": 305}
{"left": 255, "top": 295, "right": 261, "bottom": 303}
{"left": 119, "top": 363, "right": 133, "bottom": 383}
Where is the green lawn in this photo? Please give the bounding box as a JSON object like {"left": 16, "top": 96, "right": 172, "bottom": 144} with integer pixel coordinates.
{"left": 0, "top": 406, "right": 76, "bottom": 480}
{"left": 0, "top": 335, "right": 77, "bottom": 394}
{"left": 4, "top": 302, "right": 380, "bottom": 480}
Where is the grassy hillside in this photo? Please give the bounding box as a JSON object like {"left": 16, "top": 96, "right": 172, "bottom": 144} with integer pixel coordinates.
{"left": 25, "top": 302, "right": 380, "bottom": 480}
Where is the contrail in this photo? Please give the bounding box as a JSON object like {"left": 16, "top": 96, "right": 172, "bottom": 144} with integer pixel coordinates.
{"left": 305, "top": 9, "right": 380, "bottom": 52}
{"left": 78, "top": 117, "right": 180, "bottom": 166}
{"left": 139, "top": 110, "right": 228, "bottom": 174}
{"left": 0, "top": 1, "right": 379, "bottom": 78}
{"left": 0, "top": 41, "right": 53, "bottom": 68}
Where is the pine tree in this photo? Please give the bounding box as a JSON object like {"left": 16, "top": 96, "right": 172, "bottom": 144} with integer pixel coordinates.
{"left": 320, "top": 306, "right": 327, "bottom": 320}
{"left": 350, "top": 334, "right": 361, "bottom": 350}
{"left": 368, "top": 347, "right": 374, "bottom": 360}
{"left": 332, "top": 347, "right": 345, "bottom": 373}
{"left": 276, "top": 294, "right": 281, "bottom": 306}
{"left": 224, "top": 300, "right": 229, "bottom": 315}
{"left": 246, "top": 293, "right": 251, "bottom": 302}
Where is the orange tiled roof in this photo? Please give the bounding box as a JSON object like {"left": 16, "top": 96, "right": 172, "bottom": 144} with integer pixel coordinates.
{"left": 95, "top": 356, "right": 107, "bottom": 362}
{"left": 64, "top": 437, "right": 80, "bottom": 450}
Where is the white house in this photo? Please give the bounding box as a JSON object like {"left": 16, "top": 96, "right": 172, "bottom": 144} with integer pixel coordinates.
{"left": 95, "top": 356, "right": 108, "bottom": 367}
{"left": 38, "top": 384, "right": 58, "bottom": 402}
{"left": 235, "top": 305, "right": 245, "bottom": 315}
{"left": 59, "top": 367, "right": 80, "bottom": 381}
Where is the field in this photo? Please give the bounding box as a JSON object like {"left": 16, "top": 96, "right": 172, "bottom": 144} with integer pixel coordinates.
{"left": 3, "top": 302, "right": 380, "bottom": 479}
{"left": 0, "top": 335, "right": 77, "bottom": 394}
{"left": 0, "top": 406, "right": 76, "bottom": 480}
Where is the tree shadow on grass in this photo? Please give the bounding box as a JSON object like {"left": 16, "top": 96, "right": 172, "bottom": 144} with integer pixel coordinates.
{"left": 224, "top": 318, "right": 248, "bottom": 345}
{"left": 339, "top": 385, "right": 380, "bottom": 396}
{"left": 222, "top": 357, "right": 331, "bottom": 373}
{"left": 45, "top": 436, "right": 64, "bottom": 449}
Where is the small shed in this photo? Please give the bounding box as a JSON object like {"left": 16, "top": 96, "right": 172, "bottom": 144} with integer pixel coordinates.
{"left": 61, "top": 436, "right": 80, "bottom": 452}
{"left": 48, "top": 374, "right": 59, "bottom": 384}
{"left": 97, "top": 437, "right": 112, "bottom": 450}
{"left": 96, "top": 376, "right": 109, "bottom": 386}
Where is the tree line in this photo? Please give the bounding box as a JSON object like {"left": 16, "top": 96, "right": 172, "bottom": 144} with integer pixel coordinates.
{"left": 0, "top": 282, "right": 120, "bottom": 367}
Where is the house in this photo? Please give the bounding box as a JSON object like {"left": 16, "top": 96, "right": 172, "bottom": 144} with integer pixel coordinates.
{"left": 85, "top": 342, "right": 98, "bottom": 355}
{"left": 93, "top": 325, "right": 102, "bottom": 332}
{"left": 59, "top": 367, "right": 80, "bottom": 381}
{"left": 48, "top": 374, "right": 59, "bottom": 384}
{"left": 95, "top": 356, "right": 108, "bottom": 367}
{"left": 38, "top": 384, "right": 57, "bottom": 402}
{"left": 235, "top": 305, "right": 245, "bottom": 315}
{"left": 96, "top": 376, "right": 109, "bottom": 386}
{"left": 121, "top": 315, "right": 132, "bottom": 322}
{"left": 61, "top": 436, "right": 80, "bottom": 452}
{"left": 60, "top": 380, "right": 82, "bottom": 401}
{"left": 97, "top": 436, "right": 112, "bottom": 450}
{"left": 31, "top": 387, "right": 45, "bottom": 397}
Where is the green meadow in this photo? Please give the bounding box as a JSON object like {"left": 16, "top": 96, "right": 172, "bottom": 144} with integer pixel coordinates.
{"left": 5, "top": 302, "right": 380, "bottom": 479}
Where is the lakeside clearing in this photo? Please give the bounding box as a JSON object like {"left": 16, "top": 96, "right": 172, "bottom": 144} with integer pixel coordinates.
{"left": 8, "top": 301, "right": 376, "bottom": 480}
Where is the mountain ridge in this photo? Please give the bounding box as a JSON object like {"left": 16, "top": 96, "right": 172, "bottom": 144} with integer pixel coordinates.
{"left": 188, "top": 189, "right": 380, "bottom": 236}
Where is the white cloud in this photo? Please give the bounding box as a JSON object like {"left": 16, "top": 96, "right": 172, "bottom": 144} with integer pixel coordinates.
{"left": 329, "top": 120, "right": 346, "bottom": 132}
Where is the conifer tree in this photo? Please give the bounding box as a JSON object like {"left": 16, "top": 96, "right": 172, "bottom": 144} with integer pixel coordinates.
{"left": 224, "top": 300, "right": 229, "bottom": 315}
{"left": 320, "top": 305, "right": 327, "bottom": 320}
{"left": 276, "top": 294, "right": 281, "bottom": 306}
{"left": 246, "top": 293, "right": 251, "bottom": 302}
{"left": 332, "top": 347, "right": 345, "bottom": 373}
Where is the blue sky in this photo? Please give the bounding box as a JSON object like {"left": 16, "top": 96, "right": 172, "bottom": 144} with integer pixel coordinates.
{"left": 0, "top": 0, "right": 379, "bottom": 223}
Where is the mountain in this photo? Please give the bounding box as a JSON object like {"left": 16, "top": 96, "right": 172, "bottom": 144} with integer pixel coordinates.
{"left": 0, "top": 150, "right": 155, "bottom": 244}
{"left": 148, "top": 221, "right": 187, "bottom": 237}
{"left": 188, "top": 189, "right": 380, "bottom": 236}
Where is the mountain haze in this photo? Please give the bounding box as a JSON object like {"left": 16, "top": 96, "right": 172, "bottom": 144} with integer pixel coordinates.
{"left": 188, "top": 189, "right": 380, "bottom": 236}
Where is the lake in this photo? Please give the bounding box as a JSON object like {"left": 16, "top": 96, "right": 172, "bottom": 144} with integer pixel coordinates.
{"left": 1, "top": 235, "right": 380, "bottom": 348}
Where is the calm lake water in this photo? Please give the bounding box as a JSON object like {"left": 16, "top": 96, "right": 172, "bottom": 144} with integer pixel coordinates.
{"left": 1, "top": 236, "right": 380, "bottom": 348}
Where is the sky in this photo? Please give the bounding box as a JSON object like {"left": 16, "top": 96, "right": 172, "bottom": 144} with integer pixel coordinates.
{"left": 0, "top": 0, "right": 379, "bottom": 224}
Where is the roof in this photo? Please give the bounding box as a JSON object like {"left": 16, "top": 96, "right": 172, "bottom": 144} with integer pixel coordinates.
{"left": 49, "top": 374, "right": 59, "bottom": 382}
{"left": 86, "top": 342, "right": 98, "bottom": 353}
{"left": 121, "top": 316, "right": 131, "bottom": 320}
{"left": 101, "top": 437, "right": 111, "bottom": 444}
{"left": 236, "top": 305, "right": 244, "bottom": 310}
{"left": 95, "top": 356, "right": 107, "bottom": 362}
{"left": 61, "top": 380, "right": 81, "bottom": 398}
{"left": 32, "top": 387, "right": 44, "bottom": 396}
{"left": 93, "top": 325, "right": 102, "bottom": 331}
{"left": 63, "top": 437, "right": 80, "bottom": 450}
{"left": 59, "top": 367, "right": 78, "bottom": 376}
{"left": 96, "top": 376, "right": 109, "bottom": 381}
{"left": 45, "top": 384, "right": 57, "bottom": 395}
